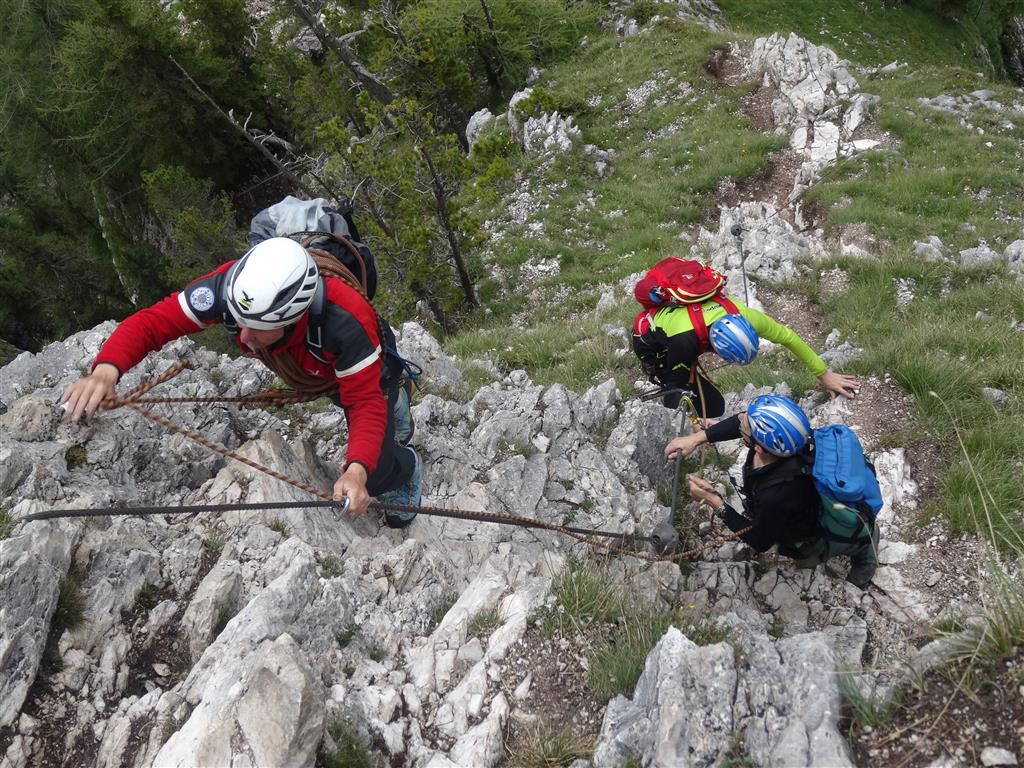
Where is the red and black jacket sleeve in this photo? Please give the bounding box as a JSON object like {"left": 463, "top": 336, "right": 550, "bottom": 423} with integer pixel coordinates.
{"left": 318, "top": 280, "right": 388, "bottom": 473}
{"left": 93, "top": 263, "right": 236, "bottom": 376}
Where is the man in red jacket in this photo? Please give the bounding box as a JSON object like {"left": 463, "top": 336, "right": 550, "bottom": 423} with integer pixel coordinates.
{"left": 61, "top": 237, "right": 420, "bottom": 528}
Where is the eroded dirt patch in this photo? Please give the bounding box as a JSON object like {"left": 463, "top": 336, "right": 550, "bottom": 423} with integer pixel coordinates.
{"left": 756, "top": 283, "right": 832, "bottom": 349}
{"left": 701, "top": 42, "right": 807, "bottom": 227}
{"left": 740, "top": 79, "right": 777, "bottom": 133}
{"left": 849, "top": 649, "right": 1024, "bottom": 768}
{"left": 715, "top": 150, "right": 803, "bottom": 217}
{"left": 494, "top": 623, "right": 608, "bottom": 759}
{"left": 704, "top": 41, "right": 751, "bottom": 86}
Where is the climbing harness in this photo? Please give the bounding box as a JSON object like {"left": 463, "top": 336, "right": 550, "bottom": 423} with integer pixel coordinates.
{"left": 25, "top": 360, "right": 750, "bottom": 563}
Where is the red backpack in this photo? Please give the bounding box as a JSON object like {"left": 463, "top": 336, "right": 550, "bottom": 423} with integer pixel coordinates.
{"left": 633, "top": 257, "right": 738, "bottom": 352}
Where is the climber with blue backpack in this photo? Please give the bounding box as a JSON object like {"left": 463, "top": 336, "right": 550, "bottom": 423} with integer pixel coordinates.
{"left": 631, "top": 257, "right": 859, "bottom": 416}
{"left": 61, "top": 197, "right": 422, "bottom": 529}
{"left": 664, "top": 394, "right": 882, "bottom": 588}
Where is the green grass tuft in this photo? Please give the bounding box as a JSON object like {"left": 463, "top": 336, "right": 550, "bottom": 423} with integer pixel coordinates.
{"left": 64, "top": 444, "right": 88, "bottom": 470}
{"left": 541, "top": 560, "right": 628, "bottom": 636}
{"left": 505, "top": 723, "right": 593, "bottom": 768}
{"left": 430, "top": 592, "right": 459, "bottom": 629}
{"left": 335, "top": 624, "right": 358, "bottom": 649}
{"left": 203, "top": 533, "right": 227, "bottom": 554}
{"left": 0, "top": 506, "right": 13, "bottom": 540}
{"left": 468, "top": 607, "right": 504, "bottom": 638}
{"left": 160, "top": 704, "right": 193, "bottom": 746}
{"left": 677, "top": 611, "right": 732, "bottom": 646}
{"left": 588, "top": 609, "right": 673, "bottom": 700}
{"left": 55, "top": 565, "right": 87, "bottom": 632}
{"left": 838, "top": 666, "right": 905, "bottom": 729}
{"left": 318, "top": 554, "right": 343, "bottom": 579}
{"left": 266, "top": 518, "right": 290, "bottom": 537}
{"left": 319, "top": 721, "right": 378, "bottom": 768}
{"left": 40, "top": 563, "right": 88, "bottom": 675}
{"left": 134, "top": 583, "right": 161, "bottom": 613}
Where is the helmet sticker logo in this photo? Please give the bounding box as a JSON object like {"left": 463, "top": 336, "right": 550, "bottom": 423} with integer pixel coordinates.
{"left": 189, "top": 286, "right": 215, "bottom": 312}
{"left": 238, "top": 290, "right": 254, "bottom": 310}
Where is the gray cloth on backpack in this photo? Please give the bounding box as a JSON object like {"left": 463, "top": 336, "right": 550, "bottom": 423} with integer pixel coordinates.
{"left": 249, "top": 196, "right": 352, "bottom": 246}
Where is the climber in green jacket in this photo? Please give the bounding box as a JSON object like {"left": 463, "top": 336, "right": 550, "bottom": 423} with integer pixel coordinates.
{"left": 632, "top": 297, "right": 859, "bottom": 416}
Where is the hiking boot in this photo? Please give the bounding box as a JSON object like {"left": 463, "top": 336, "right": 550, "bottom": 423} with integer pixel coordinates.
{"left": 380, "top": 447, "right": 421, "bottom": 529}
{"left": 846, "top": 561, "right": 876, "bottom": 589}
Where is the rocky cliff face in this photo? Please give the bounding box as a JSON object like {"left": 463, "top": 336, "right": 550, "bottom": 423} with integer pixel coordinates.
{"left": 0, "top": 318, "right": 672, "bottom": 767}
{"left": 0, "top": 309, "right": 962, "bottom": 768}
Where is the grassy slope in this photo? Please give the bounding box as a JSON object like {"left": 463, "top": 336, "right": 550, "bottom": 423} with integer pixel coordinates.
{"left": 716, "top": 0, "right": 976, "bottom": 68}
{"left": 455, "top": 3, "right": 1024, "bottom": 760}
{"left": 453, "top": 21, "right": 787, "bottom": 392}
{"left": 454, "top": 1, "right": 1023, "bottom": 546}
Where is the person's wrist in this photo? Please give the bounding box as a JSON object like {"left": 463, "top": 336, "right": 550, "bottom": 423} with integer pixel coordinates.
{"left": 93, "top": 362, "right": 120, "bottom": 382}
{"left": 344, "top": 461, "right": 368, "bottom": 480}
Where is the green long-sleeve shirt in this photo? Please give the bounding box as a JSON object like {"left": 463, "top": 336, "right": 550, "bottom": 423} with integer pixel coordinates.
{"left": 651, "top": 297, "right": 827, "bottom": 379}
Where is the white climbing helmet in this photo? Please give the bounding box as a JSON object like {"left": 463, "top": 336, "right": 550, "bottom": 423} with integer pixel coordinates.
{"left": 225, "top": 238, "right": 319, "bottom": 330}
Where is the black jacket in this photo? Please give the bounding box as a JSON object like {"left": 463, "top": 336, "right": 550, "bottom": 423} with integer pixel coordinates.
{"left": 705, "top": 416, "right": 820, "bottom": 552}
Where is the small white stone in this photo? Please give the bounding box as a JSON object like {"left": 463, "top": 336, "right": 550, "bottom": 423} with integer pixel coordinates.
{"left": 851, "top": 139, "right": 881, "bottom": 152}
{"left": 513, "top": 673, "right": 533, "bottom": 700}
{"left": 982, "top": 388, "right": 1010, "bottom": 407}
{"left": 981, "top": 746, "right": 1017, "bottom": 767}
{"left": 18, "top": 713, "right": 40, "bottom": 735}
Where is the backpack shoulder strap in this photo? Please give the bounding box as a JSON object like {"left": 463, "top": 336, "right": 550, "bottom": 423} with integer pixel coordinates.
{"left": 688, "top": 292, "right": 740, "bottom": 353}
{"left": 302, "top": 255, "right": 395, "bottom": 375}
{"left": 687, "top": 304, "right": 710, "bottom": 352}
{"left": 714, "top": 294, "right": 739, "bottom": 314}
{"left": 301, "top": 234, "right": 369, "bottom": 298}
{"left": 302, "top": 245, "right": 374, "bottom": 365}
{"left": 304, "top": 277, "right": 328, "bottom": 363}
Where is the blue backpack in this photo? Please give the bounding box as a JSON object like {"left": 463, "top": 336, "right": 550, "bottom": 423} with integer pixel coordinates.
{"left": 809, "top": 425, "right": 883, "bottom": 544}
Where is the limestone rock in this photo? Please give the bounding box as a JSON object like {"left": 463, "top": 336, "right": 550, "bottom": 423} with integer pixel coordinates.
{"left": 466, "top": 108, "right": 495, "bottom": 152}
{"left": 593, "top": 624, "right": 854, "bottom": 767}
{"left": 154, "top": 634, "right": 323, "bottom": 768}
{"left": 181, "top": 558, "right": 244, "bottom": 662}
{"left": 397, "top": 322, "right": 463, "bottom": 392}
{"left": 0, "top": 523, "right": 77, "bottom": 728}
{"left": 959, "top": 244, "right": 1001, "bottom": 268}
{"left": 982, "top": 387, "right": 1011, "bottom": 407}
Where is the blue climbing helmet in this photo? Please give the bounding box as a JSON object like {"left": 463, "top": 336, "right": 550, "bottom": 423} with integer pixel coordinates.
{"left": 709, "top": 314, "right": 759, "bottom": 365}
{"left": 746, "top": 394, "right": 812, "bottom": 457}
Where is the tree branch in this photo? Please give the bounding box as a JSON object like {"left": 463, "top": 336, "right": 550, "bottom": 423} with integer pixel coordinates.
{"left": 288, "top": 1, "right": 395, "bottom": 106}
{"left": 169, "top": 55, "right": 329, "bottom": 199}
